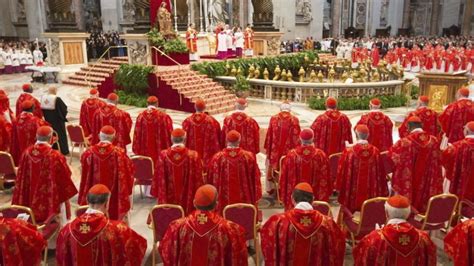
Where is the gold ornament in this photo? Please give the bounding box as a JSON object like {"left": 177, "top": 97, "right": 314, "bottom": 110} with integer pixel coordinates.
{"left": 281, "top": 69, "right": 287, "bottom": 81}
{"left": 263, "top": 68, "right": 270, "bottom": 80}
{"left": 230, "top": 66, "right": 237, "bottom": 76}
{"left": 248, "top": 64, "right": 255, "bottom": 78}
{"left": 254, "top": 68, "right": 261, "bottom": 79}
{"left": 298, "top": 67, "right": 306, "bottom": 82}
{"left": 309, "top": 70, "right": 317, "bottom": 82}
{"left": 317, "top": 70, "right": 324, "bottom": 83}
{"left": 273, "top": 65, "right": 281, "bottom": 80}
{"left": 328, "top": 66, "right": 336, "bottom": 83}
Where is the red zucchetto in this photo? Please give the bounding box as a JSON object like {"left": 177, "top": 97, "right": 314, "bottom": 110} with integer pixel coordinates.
{"left": 466, "top": 121, "right": 474, "bottom": 132}
{"left": 407, "top": 116, "right": 422, "bottom": 123}
{"left": 194, "top": 184, "right": 217, "bottom": 207}
{"left": 419, "top": 95, "right": 429, "bottom": 103}
{"left": 370, "top": 98, "right": 381, "bottom": 106}
{"left": 325, "top": 97, "right": 337, "bottom": 108}
{"left": 36, "top": 126, "right": 53, "bottom": 137}
{"left": 147, "top": 96, "right": 158, "bottom": 104}
{"left": 195, "top": 99, "right": 206, "bottom": 110}
{"left": 171, "top": 128, "right": 186, "bottom": 138}
{"left": 107, "top": 93, "right": 119, "bottom": 101}
{"left": 21, "top": 100, "right": 34, "bottom": 110}
{"left": 100, "top": 125, "right": 116, "bottom": 135}
{"left": 236, "top": 98, "right": 247, "bottom": 106}
{"left": 226, "top": 130, "right": 241, "bottom": 142}
{"left": 299, "top": 129, "right": 314, "bottom": 140}
{"left": 88, "top": 184, "right": 111, "bottom": 195}
{"left": 387, "top": 195, "right": 410, "bottom": 209}
{"left": 355, "top": 124, "right": 369, "bottom": 134}
{"left": 22, "top": 84, "right": 31, "bottom": 91}
{"left": 458, "top": 87, "right": 470, "bottom": 97}
{"left": 294, "top": 182, "right": 313, "bottom": 194}
{"left": 90, "top": 88, "right": 98, "bottom": 95}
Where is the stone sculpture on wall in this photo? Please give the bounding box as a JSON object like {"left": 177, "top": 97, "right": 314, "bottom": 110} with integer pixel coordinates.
{"left": 47, "top": 0, "right": 75, "bottom": 23}
{"left": 208, "top": 0, "right": 228, "bottom": 26}
{"left": 123, "top": 0, "right": 136, "bottom": 22}
{"left": 296, "top": 0, "right": 312, "bottom": 24}
{"left": 17, "top": 0, "right": 27, "bottom": 23}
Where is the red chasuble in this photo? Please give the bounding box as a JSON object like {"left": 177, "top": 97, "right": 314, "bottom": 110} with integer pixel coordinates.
{"left": 11, "top": 112, "right": 48, "bottom": 163}
{"left": 0, "top": 217, "right": 47, "bottom": 266}
{"left": 0, "top": 114, "right": 12, "bottom": 152}
{"left": 353, "top": 222, "right": 437, "bottom": 266}
{"left": 439, "top": 99, "right": 474, "bottom": 143}
{"left": 399, "top": 107, "right": 440, "bottom": 139}
{"left": 79, "top": 97, "right": 105, "bottom": 137}
{"left": 260, "top": 209, "right": 345, "bottom": 266}
{"left": 15, "top": 92, "right": 43, "bottom": 118}
{"left": 389, "top": 131, "right": 443, "bottom": 212}
{"left": 279, "top": 145, "right": 331, "bottom": 210}
{"left": 132, "top": 107, "right": 173, "bottom": 164}
{"left": 264, "top": 111, "right": 301, "bottom": 170}
{"left": 90, "top": 104, "right": 132, "bottom": 149}
{"left": 222, "top": 112, "right": 260, "bottom": 154}
{"left": 158, "top": 210, "right": 248, "bottom": 266}
{"left": 151, "top": 146, "right": 203, "bottom": 214}
{"left": 78, "top": 142, "right": 134, "bottom": 220}
{"left": 356, "top": 111, "right": 393, "bottom": 152}
{"left": 56, "top": 213, "right": 147, "bottom": 266}
{"left": 12, "top": 143, "right": 77, "bottom": 223}
{"left": 442, "top": 138, "right": 474, "bottom": 202}
{"left": 182, "top": 112, "right": 221, "bottom": 168}
{"left": 310, "top": 109, "right": 353, "bottom": 156}
{"left": 444, "top": 219, "right": 474, "bottom": 266}
{"left": 207, "top": 147, "right": 262, "bottom": 213}
{"left": 336, "top": 143, "right": 388, "bottom": 212}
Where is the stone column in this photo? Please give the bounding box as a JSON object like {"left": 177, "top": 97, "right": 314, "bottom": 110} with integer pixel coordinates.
{"left": 429, "top": 0, "right": 440, "bottom": 35}
{"left": 401, "top": 0, "right": 411, "bottom": 28}
{"left": 462, "top": 0, "right": 473, "bottom": 35}
{"left": 331, "top": 0, "right": 341, "bottom": 37}
{"left": 24, "top": 0, "right": 47, "bottom": 38}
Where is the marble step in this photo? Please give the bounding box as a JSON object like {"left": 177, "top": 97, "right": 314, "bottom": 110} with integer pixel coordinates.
{"left": 69, "top": 75, "right": 106, "bottom": 83}
{"left": 75, "top": 71, "right": 110, "bottom": 78}
{"left": 80, "top": 66, "right": 115, "bottom": 74}
{"left": 63, "top": 79, "right": 101, "bottom": 87}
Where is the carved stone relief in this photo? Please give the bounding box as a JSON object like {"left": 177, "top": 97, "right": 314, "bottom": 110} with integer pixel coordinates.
{"left": 17, "top": 0, "right": 27, "bottom": 23}
{"left": 48, "top": 39, "right": 61, "bottom": 66}
{"left": 128, "top": 41, "right": 147, "bottom": 65}
{"left": 47, "top": 0, "right": 75, "bottom": 23}
{"left": 355, "top": 0, "right": 367, "bottom": 29}
{"left": 296, "top": 0, "right": 312, "bottom": 24}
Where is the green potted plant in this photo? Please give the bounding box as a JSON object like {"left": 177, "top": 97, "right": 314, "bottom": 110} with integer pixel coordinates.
{"left": 233, "top": 74, "right": 250, "bottom": 98}
{"left": 114, "top": 64, "right": 154, "bottom": 94}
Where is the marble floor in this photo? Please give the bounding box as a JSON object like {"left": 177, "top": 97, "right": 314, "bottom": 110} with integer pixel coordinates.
{"left": 0, "top": 71, "right": 455, "bottom": 265}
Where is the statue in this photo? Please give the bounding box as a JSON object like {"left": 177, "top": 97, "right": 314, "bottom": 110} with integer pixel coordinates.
{"left": 281, "top": 69, "right": 287, "bottom": 81}
{"left": 309, "top": 70, "right": 317, "bottom": 82}
{"left": 287, "top": 71, "right": 294, "bottom": 82}
{"left": 371, "top": 70, "right": 380, "bottom": 82}
{"left": 254, "top": 68, "right": 261, "bottom": 79}
{"left": 328, "top": 66, "right": 336, "bottom": 83}
{"left": 341, "top": 71, "right": 349, "bottom": 82}
{"left": 298, "top": 67, "right": 306, "bottom": 82}
{"left": 273, "top": 65, "right": 281, "bottom": 81}
{"left": 263, "top": 68, "right": 270, "bottom": 80}
{"left": 248, "top": 64, "right": 255, "bottom": 78}
{"left": 317, "top": 70, "right": 324, "bottom": 83}
{"left": 122, "top": 0, "right": 135, "bottom": 21}
{"left": 157, "top": 2, "right": 174, "bottom": 36}
{"left": 208, "top": 0, "right": 228, "bottom": 27}
{"left": 230, "top": 66, "right": 237, "bottom": 76}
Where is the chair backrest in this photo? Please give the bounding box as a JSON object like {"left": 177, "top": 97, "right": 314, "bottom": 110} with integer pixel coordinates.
{"left": 223, "top": 203, "right": 257, "bottom": 241}
{"left": 150, "top": 204, "right": 184, "bottom": 242}
{"left": 66, "top": 124, "right": 86, "bottom": 143}
{"left": 312, "top": 201, "right": 331, "bottom": 216}
{"left": 460, "top": 200, "right": 474, "bottom": 219}
{"left": 0, "top": 152, "right": 16, "bottom": 176}
{"left": 358, "top": 197, "right": 388, "bottom": 234}
{"left": 131, "top": 156, "right": 154, "bottom": 184}
{"left": 75, "top": 206, "right": 89, "bottom": 217}
{"left": 0, "top": 205, "right": 36, "bottom": 225}
{"left": 328, "top": 153, "right": 342, "bottom": 184}
{"left": 423, "top": 194, "right": 458, "bottom": 225}
{"left": 379, "top": 151, "right": 393, "bottom": 175}
{"left": 259, "top": 128, "right": 267, "bottom": 154}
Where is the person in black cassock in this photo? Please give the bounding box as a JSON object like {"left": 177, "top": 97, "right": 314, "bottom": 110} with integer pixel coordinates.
{"left": 40, "top": 87, "right": 69, "bottom": 155}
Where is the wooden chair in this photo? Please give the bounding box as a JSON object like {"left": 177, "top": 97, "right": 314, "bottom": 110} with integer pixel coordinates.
{"left": 408, "top": 194, "right": 458, "bottom": 232}
{"left": 328, "top": 152, "right": 342, "bottom": 187}
{"left": 0, "top": 205, "right": 60, "bottom": 265}
{"left": 341, "top": 197, "right": 388, "bottom": 247}
{"left": 223, "top": 203, "right": 261, "bottom": 266}
{"left": 272, "top": 155, "right": 286, "bottom": 205}
{"left": 459, "top": 199, "right": 474, "bottom": 220}
{"left": 0, "top": 151, "right": 17, "bottom": 190}
{"left": 149, "top": 204, "right": 185, "bottom": 266}
{"left": 312, "top": 201, "right": 332, "bottom": 216}
{"left": 66, "top": 124, "right": 89, "bottom": 164}
{"left": 75, "top": 205, "right": 89, "bottom": 217}
{"left": 131, "top": 155, "right": 154, "bottom": 199}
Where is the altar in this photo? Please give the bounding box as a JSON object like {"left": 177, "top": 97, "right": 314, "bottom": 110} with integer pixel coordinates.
{"left": 418, "top": 71, "right": 469, "bottom": 111}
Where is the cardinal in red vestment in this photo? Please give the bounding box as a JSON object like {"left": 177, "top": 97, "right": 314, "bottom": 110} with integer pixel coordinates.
{"left": 208, "top": 130, "right": 261, "bottom": 213}
{"left": 78, "top": 126, "right": 134, "bottom": 221}
{"left": 444, "top": 218, "right": 474, "bottom": 266}
{"left": 159, "top": 184, "right": 248, "bottom": 266}
{"left": 11, "top": 100, "right": 49, "bottom": 163}
{"left": 151, "top": 128, "right": 203, "bottom": 214}
{"left": 0, "top": 217, "right": 47, "bottom": 266}
{"left": 12, "top": 126, "right": 77, "bottom": 223}
{"left": 354, "top": 195, "right": 437, "bottom": 265}
{"left": 261, "top": 183, "right": 346, "bottom": 266}
{"left": 310, "top": 97, "right": 352, "bottom": 156}
{"left": 336, "top": 125, "right": 388, "bottom": 213}
{"left": 440, "top": 87, "right": 474, "bottom": 143}
{"left": 0, "top": 90, "right": 15, "bottom": 152}
{"left": 182, "top": 99, "right": 221, "bottom": 169}
{"left": 90, "top": 93, "right": 132, "bottom": 149}
{"left": 56, "top": 184, "right": 147, "bottom": 266}
{"left": 79, "top": 88, "right": 105, "bottom": 137}
{"left": 399, "top": 96, "right": 440, "bottom": 139}
{"left": 221, "top": 98, "right": 260, "bottom": 154}
{"left": 355, "top": 98, "right": 393, "bottom": 152}
{"left": 388, "top": 116, "right": 443, "bottom": 212}
{"left": 279, "top": 129, "right": 331, "bottom": 210}
{"left": 132, "top": 96, "right": 172, "bottom": 164}
{"left": 264, "top": 101, "right": 301, "bottom": 195}
{"left": 442, "top": 121, "right": 474, "bottom": 202}
{"left": 15, "top": 84, "right": 42, "bottom": 118}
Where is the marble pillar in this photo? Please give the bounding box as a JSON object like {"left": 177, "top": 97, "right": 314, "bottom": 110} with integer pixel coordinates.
{"left": 331, "top": 0, "right": 342, "bottom": 37}
{"left": 462, "top": 0, "right": 473, "bottom": 35}
{"left": 0, "top": 0, "right": 15, "bottom": 36}
{"left": 24, "top": 0, "right": 48, "bottom": 39}
{"left": 401, "top": 0, "right": 411, "bottom": 29}
{"left": 101, "top": 0, "right": 120, "bottom": 32}
{"left": 429, "top": 0, "right": 440, "bottom": 35}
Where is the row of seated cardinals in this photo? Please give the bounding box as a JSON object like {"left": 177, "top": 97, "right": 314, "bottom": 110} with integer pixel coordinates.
{"left": 0, "top": 84, "right": 473, "bottom": 265}
{"left": 3, "top": 180, "right": 474, "bottom": 265}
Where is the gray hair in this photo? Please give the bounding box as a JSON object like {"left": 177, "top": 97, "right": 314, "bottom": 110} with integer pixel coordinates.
{"left": 99, "top": 133, "right": 115, "bottom": 142}
{"left": 385, "top": 202, "right": 410, "bottom": 220}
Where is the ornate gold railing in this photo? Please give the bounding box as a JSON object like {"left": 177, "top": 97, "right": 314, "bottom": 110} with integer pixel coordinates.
{"left": 215, "top": 76, "right": 404, "bottom": 103}
{"left": 84, "top": 45, "right": 129, "bottom": 88}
